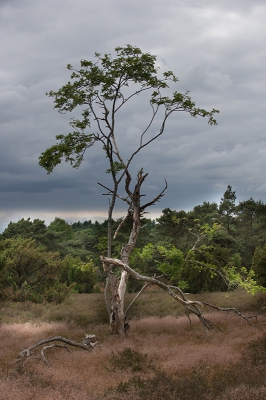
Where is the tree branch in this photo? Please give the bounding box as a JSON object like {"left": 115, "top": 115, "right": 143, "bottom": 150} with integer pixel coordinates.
{"left": 140, "top": 179, "right": 168, "bottom": 212}
{"left": 15, "top": 334, "right": 98, "bottom": 366}
{"left": 125, "top": 282, "right": 149, "bottom": 320}
{"left": 101, "top": 256, "right": 266, "bottom": 332}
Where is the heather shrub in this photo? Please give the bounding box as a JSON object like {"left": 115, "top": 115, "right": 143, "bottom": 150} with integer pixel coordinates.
{"left": 215, "top": 384, "right": 266, "bottom": 400}
{"left": 241, "top": 332, "right": 266, "bottom": 365}
{"left": 115, "top": 376, "right": 146, "bottom": 395}
{"left": 109, "top": 348, "right": 154, "bottom": 373}
{"left": 1, "top": 292, "right": 266, "bottom": 400}
{"left": 106, "top": 359, "right": 266, "bottom": 400}
{"left": 110, "top": 369, "right": 208, "bottom": 400}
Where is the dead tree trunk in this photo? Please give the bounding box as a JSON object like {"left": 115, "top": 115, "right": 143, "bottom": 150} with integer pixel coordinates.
{"left": 103, "top": 261, "right": 125, "bottom": 336}
{"left": 102, "top": 169, "right": 167, "bottom": 336}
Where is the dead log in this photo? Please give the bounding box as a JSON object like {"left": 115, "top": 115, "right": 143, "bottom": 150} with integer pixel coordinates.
{"left": 15, "top": 334, "right": 98, "bottom": 366}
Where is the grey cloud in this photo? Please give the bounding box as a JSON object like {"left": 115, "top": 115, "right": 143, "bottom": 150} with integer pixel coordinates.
{"left": 0, "top": 0, "right": 266, "bottom": 230}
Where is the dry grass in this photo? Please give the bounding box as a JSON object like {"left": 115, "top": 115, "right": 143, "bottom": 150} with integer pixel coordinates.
{"left": 0, "top": 293, "right": 108, "bottom": 326}
{"left": 1, "top": 290, "right": 266, "bottom": 399}
{"left": 1, "top": 289, "right": 264, "bottom": 325}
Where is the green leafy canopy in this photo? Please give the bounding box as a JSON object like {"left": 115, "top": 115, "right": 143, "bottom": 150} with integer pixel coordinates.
{"left": 39, "top": 44, "right": 219, "bottom": 174}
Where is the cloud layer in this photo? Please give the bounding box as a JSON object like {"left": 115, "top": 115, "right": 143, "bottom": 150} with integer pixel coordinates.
{"left": 0, "top": 0, "right": 266, "bottom": 231}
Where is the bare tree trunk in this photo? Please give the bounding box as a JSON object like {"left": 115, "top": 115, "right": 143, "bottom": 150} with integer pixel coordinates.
{"left": 103, "top": 262, "right": 122, "bottom": 335}
{"left": 102, "top": 169, "right": 166, "bottom": 336}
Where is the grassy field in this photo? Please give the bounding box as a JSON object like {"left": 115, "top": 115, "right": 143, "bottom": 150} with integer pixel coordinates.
{"left": 1, "top": 290, "right": 266, "bottom": 399}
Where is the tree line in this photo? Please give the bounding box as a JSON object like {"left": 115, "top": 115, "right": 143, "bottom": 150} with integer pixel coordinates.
{"left": 1, "top": 185, "right": 266, "bottom": 303}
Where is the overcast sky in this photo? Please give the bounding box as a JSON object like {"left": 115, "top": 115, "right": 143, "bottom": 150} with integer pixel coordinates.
{"left": 0, "top": 0, "right": 266, "bottom": 231}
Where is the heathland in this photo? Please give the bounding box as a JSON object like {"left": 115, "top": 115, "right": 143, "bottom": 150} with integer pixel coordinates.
{"left": 1, "top": 290, "right": 266, "bottom": 400}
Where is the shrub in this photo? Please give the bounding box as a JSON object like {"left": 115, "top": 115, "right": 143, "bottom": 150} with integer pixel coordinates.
{"left": 0, "top": 238, "right": 67, "bottom": 302}
{"left": 109, "top": 348, "right": 154, "bottom": 373}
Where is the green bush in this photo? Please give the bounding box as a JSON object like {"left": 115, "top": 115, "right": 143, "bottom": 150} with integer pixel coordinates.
{"left": 0, "top": 237, "right": 68, "bottom": 302}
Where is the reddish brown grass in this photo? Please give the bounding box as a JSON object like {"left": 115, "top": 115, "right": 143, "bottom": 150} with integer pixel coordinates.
{"left": 1, "top": 291, "right": 266, "bottom": 399}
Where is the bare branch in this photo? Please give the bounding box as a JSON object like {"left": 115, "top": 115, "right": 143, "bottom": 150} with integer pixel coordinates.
{"left": 125, "top": 283, "right": 149, "bottom": 320}
{"left": 140, "top": 101, "right": 160, "bottom": 147}
{"left": 101, "top": 256, "right": 266, "bottom": 332}
{"left": 113, "top": 212, "right": 130, "bottom": 239}
{"left": 100, "top": 256, "right": 209, "bottom": 325}
{"left": 15, "top": 335, "right": 98, "bottom": 365}
{"left": 97, "top": 181, "right": 114, "bottom": 195}
{"left": 114, "top": 85, "right": 156, "bottom": 114}
{"left": 140, "top": 179, "right": 168, "bottom": 212}
{"left": 104, "top": 276, "right": 112, "bottom": 317}
{"left": 201, "top": 302, "right": 266, "bottom": 326}
{"left": 168, "top": 285, "right": 189, "bottom": 301}
{"left": 41, "top": 344, "right": 70, "bottom": 366}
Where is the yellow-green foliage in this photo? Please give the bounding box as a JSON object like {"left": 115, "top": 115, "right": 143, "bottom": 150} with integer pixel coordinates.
{"left": 0, "top": 237, "right": 67, "bottom": 303}
{"left": 60, "top": 255, "right": 97, "bottom": 294}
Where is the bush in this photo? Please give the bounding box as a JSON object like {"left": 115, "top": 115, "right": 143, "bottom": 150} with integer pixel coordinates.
{"left": 109, "top": 348, "right": 154, "bottom": 373}
{"left": 0, "top": 237, "right": 69, "bottom": 303}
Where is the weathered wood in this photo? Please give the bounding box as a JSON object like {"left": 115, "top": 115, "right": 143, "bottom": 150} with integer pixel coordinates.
{"left": 101, "top": 169, "right": 168, "bottom": 336}
{"left": 101, "top": 255, "right": 266, "bottom": 333}
{"left": 16, "top": 334, "right": 98, "bottom": 365}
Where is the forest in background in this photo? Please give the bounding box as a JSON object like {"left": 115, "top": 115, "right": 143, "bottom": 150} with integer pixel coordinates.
{"left": 1, "top": 185, "right": 266, "bottom": 303}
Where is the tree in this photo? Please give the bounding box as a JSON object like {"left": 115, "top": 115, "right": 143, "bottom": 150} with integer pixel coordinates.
{"left": 39, "top": 44, "right": 218, "bottom": 252}
{"left": 155, "top": 208, "right": 191, "bottom": 249}
{"left": 219, "top": 185, "right": 237, "bottom": 235}
{"left": 39, "top": 44, "right": 219, "bottom": 334}
{"left": 0, "top": 237, "right": 68, "bottom": 302}
{"left": 42, "top": 44, "right": 265, "bottom": 337}
{"left": 60, "top": 255, "right": 97, "bottom": 293}
{"left": 1, "top": 218, "right": 47, "bottom": 242}
{"left": 192, "top": 201, "right": 219, "bottom": 226}
{"left": 252, "top": 244, "right": 266, "bottom": 287}
{"left": 48, "top": 217, "right": 73, "bottom": 240}
{"left": 235, "top": 199, "right": 266, "bottom": 268}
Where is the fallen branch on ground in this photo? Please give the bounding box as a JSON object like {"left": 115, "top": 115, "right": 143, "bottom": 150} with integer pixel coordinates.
{"left": 15, "top": 334, "right": 98, "bottom": 366}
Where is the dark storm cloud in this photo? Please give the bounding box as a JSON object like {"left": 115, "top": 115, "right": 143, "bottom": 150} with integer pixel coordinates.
{"left": 0, "top": 0, "right": 266, "bottom": 231}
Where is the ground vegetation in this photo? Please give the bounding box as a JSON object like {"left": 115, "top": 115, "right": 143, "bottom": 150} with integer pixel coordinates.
{"left": 1, "top": 188, "right": 266, "bottom": 302}
{"left": 1, "top": 291, "right": 266, "bottom": 399}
